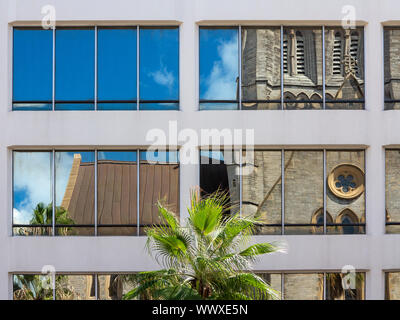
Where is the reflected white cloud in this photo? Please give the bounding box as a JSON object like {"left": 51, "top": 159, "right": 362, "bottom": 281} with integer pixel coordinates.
{"left": 13, "top": 152, "right": 72, "bottom": 224}
{"left": 204, "top": 36, "right": 238, "bottom": 100}
{"left": 150, "top": 64, "right": 175, "bottom": 92}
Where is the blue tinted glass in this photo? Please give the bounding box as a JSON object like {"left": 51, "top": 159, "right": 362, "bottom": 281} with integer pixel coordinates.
{"left": 199, "top": 28, "right": 238, "bottom": 101}
{"left": 55, "top": 29, "right": 94, "bottom": 106}
{"left": 98, "top": 28, "right": 137, "bottom": 102}
{"left": 139, "top": 103, "right": 179, "bottom": 110}
{"left": 13, "top": 152, "right": 52, "bottom": 225}
{"left": 140, "top": 151, "right": 179, "bottom": 163}
{"left": 13, "top": 29, "right": 53, "bottom": 106}
{"left": 98, "top": 151, "right": 137, "bottom": 162}
{"left": 139, "top": 28, "right": 179, "bottom": 104}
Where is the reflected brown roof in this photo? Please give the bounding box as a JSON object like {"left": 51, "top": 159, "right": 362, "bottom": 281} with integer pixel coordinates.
{"left": 61, "top": 154, "right": 179, "bottom": 235}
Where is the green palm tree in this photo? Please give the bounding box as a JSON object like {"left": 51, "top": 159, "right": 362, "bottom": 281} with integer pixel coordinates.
{"left": 123, "top": 191, "right": 282, "bottom": 300}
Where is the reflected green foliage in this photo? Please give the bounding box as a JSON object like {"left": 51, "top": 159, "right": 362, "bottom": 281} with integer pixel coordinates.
{"left": 124, "top": 191, "right": 281, "bottom": 300}
{"left": 15, "top": 202, "right": 75, "bottom": 236}
{"left": 13, "top": 274, "right": 76, "bottom": 300}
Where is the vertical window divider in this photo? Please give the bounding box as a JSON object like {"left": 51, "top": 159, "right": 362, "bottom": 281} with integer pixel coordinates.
{"left": 281, "top": 149, "right": 285, "bottom": 235}
{"left": 137, "top": 149, "right": 140, "bottom": 236}
{"left": 323, "top": 149, "right": 327, "bottom": 234}
{"left": 52, "top": 27, "right": 55, "bottom": 111}
{"left": 322, "top": 26, "right": 326, "bottom": 109}
{"left": 94, "top": 150, "right": 98, "bottom": 236}
{"left": 52, "top": 274, "right": 56, "bottom": 300}
{"left": 238, "top": 25, "right": 242, "bottom": 110}
{"left": 52, "top": 150, "right": 55, "bottom": 236}
{"left": 323, "top": 272, "right": 327, "bottom": 300}
{"left": 137, "top": 26, "right": 140, "bottom": 111}
{"left": 239, "top": 147, "right": 243, "bottom": 217}
{"left": 280, "top": 26, "right": 284, "bottom": 110}
{"left": 281, "top": 273, "right": 285, "bottom": 300}
{"left": 94, "top": 274, "right": 98, "bottom": 300}
{"left": 94, "top": 26, "right": 98, "bottom": 111}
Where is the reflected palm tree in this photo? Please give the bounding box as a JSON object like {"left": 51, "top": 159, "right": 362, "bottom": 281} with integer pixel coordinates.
{"left": 17, "top": 203, "right": 75, "bottom": 236}
{"left": 13, "top": 275, "right": 77, "bottom": 300}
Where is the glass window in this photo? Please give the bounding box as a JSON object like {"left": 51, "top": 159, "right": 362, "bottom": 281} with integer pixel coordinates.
{"left": 283, "top": 28, "right": 323, "bottom": 110}
{"left": 97, "top": 151, "right": 137, "bottom": 235}
{"left": 139, "top": 27, "right": 179, "bottom": 110}
{"left": 386, "top": 149, "right": 400, "bottom": 233}
{"left": 97, "top": 28, "right": 137, "bottom": 110}
{"left": 98, "top": 274, "right": 136, "bottom": 300}
{"left": 13, "top": 151, "right": 52, "bottom": 236}
{"left": 326, "top": 272, "right": 365, "bottom": 300}
{"left": 200, "top": 149, "right": 240, "bottom": 215}
{"left": 284, "top": 273, "right": 324, "bottom": 300}
{"left": 13, "top": 28, "right": 53, "bottom": 110}
{"left": 385, "top": 28, "right": 400, "bottom": 110}
{"left": 139, "top": 151, "right": 179, "bottom": 235}
{"left": 13, "top": 274, "right": 54, "bottom": 300}
{"left": 199, "top": 27, "right": 239, "bottom": 110}
{"left": 55, "top": 275, "right": 95, "bottom": 300}
{"left": 325, "top": 27, "right": 364, "bottom": 109}
{"left": 386, "top": 272, "right": 400, "bottom": 300}
{"left": 55, "top": 151, "right": 95, "bottom": 235}
{"left": 326, "top": 150, "right": 365, "bottom": 234}
{"left": 241, "top": 27, "right": 281, "bottom": 110}
{"left": 256, "top": 273, "right": 282, "bottom": 299}
{"left": 284, "top": 151, "right": 324, "bottom": 234}
{"left": 241, "top": 150, "right": 282, "bottom": 234}
{"left": 55, "top": 28, "right": 95, "bottom": 110}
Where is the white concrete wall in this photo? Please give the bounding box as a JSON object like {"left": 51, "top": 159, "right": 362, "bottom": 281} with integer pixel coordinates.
{"left": 1, "top": 0, "right": 400, "bottom": 299}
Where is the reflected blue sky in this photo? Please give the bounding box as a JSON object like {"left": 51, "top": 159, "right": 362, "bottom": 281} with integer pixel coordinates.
{"left": 55, "top": 29, "right": 95, "bottom": 102}
{"left": 14, "top": 27, "right": 180, "bottom": 110}
{"left": 98, "top": 151, "right": 137, "bottom": 162}
{"left": 13, "top": 29, "right": 53, "bottom": 103}
{"left": 199, "top": 28, "right": 238, "bottom": 101}
{"left": 140, "top": 28, "right": 179, "bottom": 101}
{"left": 98, "top": 28, "right": 137, "bottom": 101}
{"left": 13, "top": 152, "right": 52, "bottom": 224}
{"left": 140, "top": 151, "right": 179, "bottom": 163}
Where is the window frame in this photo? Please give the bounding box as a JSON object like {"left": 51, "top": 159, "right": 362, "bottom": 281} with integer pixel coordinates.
{"left": 11, "top": 148, "right": 180, "bottom": 236}
{"left": 199, "top": 147, "right": 366, "bottom": 235}
{"left": 198, "top": 25, "right": 366, "bottom": 110}
{"left": 11, "top": 25, "right": 180, "bottom": 111}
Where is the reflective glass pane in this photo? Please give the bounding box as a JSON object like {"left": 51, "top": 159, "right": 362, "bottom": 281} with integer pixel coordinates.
{"left": 13, "top": 28, "right": 53, "bottom": 110}
{"left": 97, "top": 28, "right": 137, "bottom": 110}
{"left": 386, "top": 272, "right": 400, "bottom": 300}
{"left": 139, "top": 28, "right": 179, "bottom": 110}
{"left": 55, "top": 151, "right": 95, "bottom": 235}
{"left": 284, "top": 151, "right": 323, "bottom": 234}
{"left": 326, "top": 272, "right": 365, "bottom": 300}
{"left": 256, "top": 273, "right": 282, "bottom": 299}
{"left": 55, "top": 275, "right": 95, "bottom": 300}
{"left": 199, "top": 27, "right": 239, "bottom": 110}
{"left": 241, "top": 27, "right": 281, "bottom": 110}
{"left": 242, "top": 150, "right": 281, "bottom": 234}
{"left": 284, "top": 273, "right": 324, "bottom": 300}
{"left": 325, "top": 27, "right": 364, "bottom": 109}
{"left": 13, "top": 274, "right": 53, "bottom": 300}
{"left": 139, "top": 151, "right": 179, "bottom": 235}
{"left": 97, "top": 151, "right": 137, "bottom": 236}
{"left": 13, "top": 151, "right": 52, "bottom": 236}
{"left": 385, "top": 28, "right": 400, "bottom": 110}
{"left": 200, "top": 150, "right": 240, "bottom": 215}
{"left": 55, "top": 28, "right": 94, "bottom": 110}
{"left": 283, "top": 28, "right": 323, "bottom": 109}
{"left": 326, "top": 150, "right": 365, "bottom": 234}
{"left": 98, "top": 274, "right": 136, "bottom": 300}
{"left": 386, "top": 150, "right": 400, "bottom": 233}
